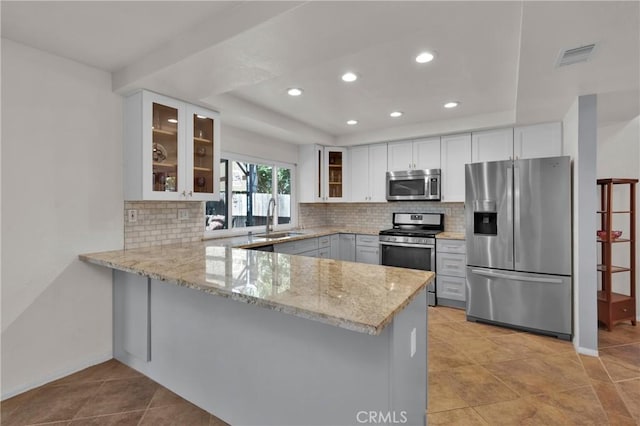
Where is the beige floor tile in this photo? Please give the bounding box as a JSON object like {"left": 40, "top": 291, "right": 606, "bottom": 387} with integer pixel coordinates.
{"left": 47, "top": 359, "right": 142, "bottom": 387}
{"left": 427, "top": 371, "right": 469, "bottom": 413}
{"left": 591, "top": 380, "right": 634, "bottom": 420}
{"left": 580, "top": 354, "right": 612, "bottom": 383}
{"left": 428, "top": 340, "right": 476, "bottom": 372}
{"left": 533, "top": 386, "right": 609, "bottom": 425}
{"left": 446, "top": 364, "right": 519, "bottom": 406}
{"left": 616, "top": 379, "right": 640, "bottom": 421}
{"left": 447, "top": 336, "right": 526, "bottom": 364}
{"left": 473, "top": 396, "right": 573, "bottom": 425}
{"left": 68, "top": 410, "right": 145, "bottom": 425}
{"left": 487, "top": 333, "right": 564, "bottom": 359}
{"left": 600, "top": 343, "right": 640, "bottom": 381}
{"left": 436, "top": 306, "right": 467, "bottom": 322}
{"left": 2, "top": 381, "right": 103, "bottom": 426}
{"left": 427, "top": 407, "right": 488, "bottom": 425}
{"left": 605, "top": 412, "right": 638, "bottom": 426}
{"left": 462, "top": 319, "right": 520, "bottom": 337}
{"left": 428, "top": 307, "right": 455, "bottom": 324}
{"left": 74, "top": 376, "right": 159, "bottom": 418}
{"left": 139, "top": 401, "right": 211, "bottom": 426}
{"left": 483, "top": 353, "right": 589, "bottom": 397}
{"left": 428, "top": 321, "right": 482, "bottom": 341}
{"left": 149, "top": 387, "right": 188, "bottom": 408}
{"left": 599, "top": 324, "right": 640, "bottom": 349}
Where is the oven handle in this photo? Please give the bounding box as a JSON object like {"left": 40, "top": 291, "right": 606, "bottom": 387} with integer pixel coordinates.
{"left": 379, "top": 241, "right": 436, "bottom": 249}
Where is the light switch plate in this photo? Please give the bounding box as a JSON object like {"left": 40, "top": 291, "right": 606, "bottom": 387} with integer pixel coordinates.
{"left": 127, "top": 209, "right": 137, "bottom": 223}
{"left": 178, "top": 209, "right": 189, "bottom": 220}
{"left": 410, "top": 327, "right": 416, "bottom": 357}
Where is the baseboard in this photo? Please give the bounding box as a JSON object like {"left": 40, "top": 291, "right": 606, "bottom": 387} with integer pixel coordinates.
{"left": 576, "top": 346, "right": 599, "bottom": 357}
{"left": 1, "top": 351, "right": 113, "bottom": 400}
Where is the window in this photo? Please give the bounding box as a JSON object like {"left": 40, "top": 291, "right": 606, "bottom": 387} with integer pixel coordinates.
{"left": 205, "top": 156, "right": 295, "bottom": 233}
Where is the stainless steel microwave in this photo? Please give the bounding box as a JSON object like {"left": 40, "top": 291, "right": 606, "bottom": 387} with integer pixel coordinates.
{"left": 386, "top": 169, "right": 441, "bottom": 201}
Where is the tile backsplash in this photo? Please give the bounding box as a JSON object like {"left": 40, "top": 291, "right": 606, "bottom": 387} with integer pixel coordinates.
{"left": 124, "top": 200, "right": 464, "bottom": 249}
{"left": 299, "top": 202, "right": 465, "bottom": 232}
{"left": 124, "top": 201, "right": 203, "bottom": 249}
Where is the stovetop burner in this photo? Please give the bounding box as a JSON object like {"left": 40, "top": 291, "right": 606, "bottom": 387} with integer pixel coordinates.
{"left": 379, "top": 228, "right": 441, "bottom": 237}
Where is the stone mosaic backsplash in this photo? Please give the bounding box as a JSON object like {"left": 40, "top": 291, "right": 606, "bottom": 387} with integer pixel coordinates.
{"left": 124, "top": 201, "right": 203, "bottom": 249}
{"left": 299, "top": 202, "right": 465, "bottom": 232}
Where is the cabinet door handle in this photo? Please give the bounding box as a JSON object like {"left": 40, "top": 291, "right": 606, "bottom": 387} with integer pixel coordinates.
{"left": 188, "top": 191, "right": 193, "bottom": 197}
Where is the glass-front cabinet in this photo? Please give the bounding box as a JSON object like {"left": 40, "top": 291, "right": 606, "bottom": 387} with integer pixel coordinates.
{"left": 324, "top": 147, "right": 346, "bottom": 201}
{"left": 124, "top": 90, "right": 220, "bottom": 201}
{"left": 298, "top": 145, "right": 347, "bottom": 202}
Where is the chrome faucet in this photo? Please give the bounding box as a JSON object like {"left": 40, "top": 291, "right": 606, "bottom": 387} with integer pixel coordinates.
{"left": 266, "top": 197, "right": 276, "bottom": 235}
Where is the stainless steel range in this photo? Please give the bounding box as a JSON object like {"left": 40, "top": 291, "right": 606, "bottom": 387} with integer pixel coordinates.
{"left": 379, "top": 213, "right": 444, "bottom": 306}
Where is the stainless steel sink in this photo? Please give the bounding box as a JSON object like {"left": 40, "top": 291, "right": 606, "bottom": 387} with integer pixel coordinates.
{"left": 253, "top": 231, "right": 304, "bottom": 239}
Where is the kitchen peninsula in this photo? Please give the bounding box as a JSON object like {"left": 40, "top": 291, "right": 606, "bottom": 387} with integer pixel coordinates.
{"left": 80, "top": 232, "right": 433, "bottom": 426}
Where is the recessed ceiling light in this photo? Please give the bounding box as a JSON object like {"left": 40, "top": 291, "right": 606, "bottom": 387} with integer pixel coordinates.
{"left": 346, "top": 120, "right": 358, "bottom": 125}
{"left": 341, "top": 72, "right": 358, "bottom": 82}
{"left": 167, "top": 118, "right": 178, "bottom": 123}
{"left": 389, "top": 111, "right": 403, "bottom": 118}
{"left": 444, "top": 101, "right": 459, "bottom": 109}
{"left": 196, "top": 114, "right": 207, "bottom": 119}
{"left": 415, "top": 51, "right": 435, "bottom": 64}
{"left": 287, "top": 88, "right": 303, "bottom": 96}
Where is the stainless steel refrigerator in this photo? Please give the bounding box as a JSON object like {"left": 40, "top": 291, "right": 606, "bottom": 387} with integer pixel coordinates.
{"left": 465, "top": 156, "right": 572, "bottom": 340}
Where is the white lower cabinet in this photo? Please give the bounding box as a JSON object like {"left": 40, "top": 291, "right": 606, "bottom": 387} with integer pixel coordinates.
{"left": 330, "top": 234, "right": 340, "bottom": 259}
{"left": 274, "top": 238, "right": 319, "bottom": 256}
{"left": 339, "top": 234, "right": 356, "bottom": 262}
{"left": 355, "top": 234, "right": 380, "bottom": 265}
{"left": 436, "top": 239, "right": 466, "bottom": 307}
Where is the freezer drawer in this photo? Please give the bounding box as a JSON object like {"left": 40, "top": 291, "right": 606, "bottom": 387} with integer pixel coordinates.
{"left": 466, "top": 267, "right": 571, "bottom": 339}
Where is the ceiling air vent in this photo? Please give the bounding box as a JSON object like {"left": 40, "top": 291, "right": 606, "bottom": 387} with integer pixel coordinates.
{"left": 556, "top": 43, "right": 597, "bottom": 67}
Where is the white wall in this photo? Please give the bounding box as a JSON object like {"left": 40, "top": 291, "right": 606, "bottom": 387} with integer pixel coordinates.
{"left": 563, "top": 95, "right": 599, "bottom": 356}
{"left": 1, "top": 39, "right": 124, "bottom": 398}
{"left": 598, "top": 116, "right": 640, "bottom": 318}
{"left": 221, "top": 124, "right": 299, "bottom": 165}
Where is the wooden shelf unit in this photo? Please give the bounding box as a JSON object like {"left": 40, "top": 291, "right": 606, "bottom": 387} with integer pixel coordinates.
{"left": 597, "top": 178, "right": 637, "bottom": 331}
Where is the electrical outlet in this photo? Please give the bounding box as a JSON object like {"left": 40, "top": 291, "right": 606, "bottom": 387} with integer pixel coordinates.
{"left": 178, "top": 209, "right": 189, "bottom": 220}
{"left": 127, "top": 209, "right": 137, "bottom": 223}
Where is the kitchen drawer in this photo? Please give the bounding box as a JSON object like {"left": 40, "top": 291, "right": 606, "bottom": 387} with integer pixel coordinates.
{"left": 317, "top": 247, "right": 331, "bottom": 258}
{"left": 437, "top": 239, "right": 466, "bottom": 254}
{"left": 437, "top": 275, "right": 466, "bottom": 301}
{"left": 274, "top": 237, "right": 318, "bottom": 255}
{"left": 356, "top": 234, "right": 379, "bottom": 248}
{"left": 299, "top": 249, "right": 319, "bottom": 258}
{"left": 318, "top": 235, "right": 331, "bottom": 248}
{"left": 436, "top": 253, "right": 466, "bottom": 277}
{"left": 355, "top": 245, "right": 379, "bottom": 265}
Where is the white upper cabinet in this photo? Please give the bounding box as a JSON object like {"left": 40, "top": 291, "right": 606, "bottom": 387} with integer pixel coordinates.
{"left": 388, "top": 137, "right": 440, "bottom": 171}
{"left": 387, "top": 141, "right": 414, "bottom": 171}
{"left": 298, "top": 145, "right": 347, "bottom": 202}
{"left": 124, "top": 90, "right": 220, "bottom": 201}
{"left": 441, "top": 133, "right": 471, "bottom": 202}
{"left": 413, "top": 137, "right": 441, "bottom": 170}
{"left": 471, "top": 123, "right": 562, "bottom": 163}
{"left": 471, "top": 128, "right": 514, "bottom": 163}
{"left": 349, "top": 143, "right": 388, "bottom": 202}
{"left": 514, "top": 122, "right": 562, "bottom": 159}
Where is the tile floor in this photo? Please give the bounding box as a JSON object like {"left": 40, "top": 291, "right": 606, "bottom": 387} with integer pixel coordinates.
{"left": 1, "top": 306, "right": 638, "bottom": 425}
{"left": 427, "top": 306, "right": 640, "bottom": 425}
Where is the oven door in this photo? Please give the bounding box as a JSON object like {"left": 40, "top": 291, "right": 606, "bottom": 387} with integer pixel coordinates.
{"left": 380, "top": 241, "right": 436, "bottom": 305}
{"left": 380, "top": 241, "right": 435, "bottom": 271}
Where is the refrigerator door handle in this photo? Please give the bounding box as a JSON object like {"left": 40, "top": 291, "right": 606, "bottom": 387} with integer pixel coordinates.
{"left": 470, "top": 268, "right": 564, "bottom": 284}
{"left": 513, "top": 165, "right": 520, "bottom": 264}
{"left": 506, "top": 166, "right": 513, "bottom": 264}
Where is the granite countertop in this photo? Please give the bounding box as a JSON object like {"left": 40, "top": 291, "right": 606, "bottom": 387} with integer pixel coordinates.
{"left": 208, "top": 226, "right": 381, "bottom": 249}
{"left": 80, "top": 227, "right": 433, "bottom": 335}
{"left": 436, "top": 232, "right": 465, "bottom": 240}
